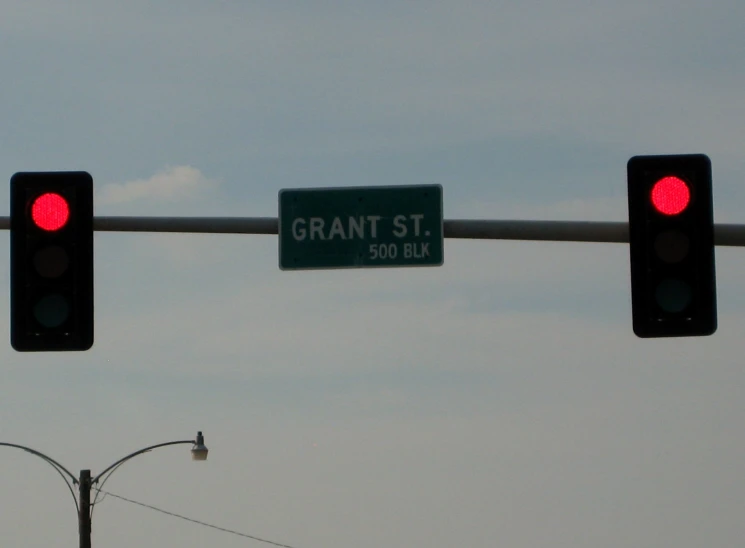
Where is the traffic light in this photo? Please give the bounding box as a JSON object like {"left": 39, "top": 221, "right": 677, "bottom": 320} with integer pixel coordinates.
{"left": 627, "top": 154, "right": 716, "bottom": 338}
{"left": 10, "top": 172, "right": 94, "bottom": 351}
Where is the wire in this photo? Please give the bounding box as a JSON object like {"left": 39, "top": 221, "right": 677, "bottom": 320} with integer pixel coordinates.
{"left": 92, "top": 490, "right": 108, "bottom": 505}
{"left": 92, "top": 487, "right": 298, "bottom": 548}
{"left": 90, "top": 459, "right": 127, "bottom": 519}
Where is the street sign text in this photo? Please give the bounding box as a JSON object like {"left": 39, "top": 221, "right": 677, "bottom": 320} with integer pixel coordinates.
{"left": 279, "top": 185, "right": 443, "bottom": 270}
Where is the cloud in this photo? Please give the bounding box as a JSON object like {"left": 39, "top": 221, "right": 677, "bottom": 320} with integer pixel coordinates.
{"left": 96, "top": 166, "right": 217, "bottom": 206}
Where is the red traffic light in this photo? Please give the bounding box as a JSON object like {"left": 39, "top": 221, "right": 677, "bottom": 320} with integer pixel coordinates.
{"left": 627, "top": 154, "right": 716, "bottom": 338}
{"left": 11, "top": 171, "right": 94, "bottom": 351}
{"left": 651, "top": 176, "right": 690, "bottom": 216}
{"left": 31, "top": 193, "right": 70, "bottom": 231}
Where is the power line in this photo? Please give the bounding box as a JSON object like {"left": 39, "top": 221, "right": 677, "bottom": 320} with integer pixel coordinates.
{"left": 93, "top": 487, "right": 298, "bottom": 548}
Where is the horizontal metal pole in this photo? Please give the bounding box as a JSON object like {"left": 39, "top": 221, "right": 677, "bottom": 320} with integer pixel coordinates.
{"left": 445, "top": 220, "right": 628, "bottom": 244}
{"left": 95, "top": 216, "right": 279, "bottom": 235}
{"left": 0, "top": 216, "right": 744, "bottom": 246}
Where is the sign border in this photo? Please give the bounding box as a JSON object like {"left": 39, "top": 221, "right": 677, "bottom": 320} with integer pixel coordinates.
{"left": 278, "top": 184, "right": 444, "bottom": 271}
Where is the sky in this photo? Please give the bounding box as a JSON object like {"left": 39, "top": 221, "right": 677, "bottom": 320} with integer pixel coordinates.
{"left": 1, "top": 1, "right": 745, "bottom": 547}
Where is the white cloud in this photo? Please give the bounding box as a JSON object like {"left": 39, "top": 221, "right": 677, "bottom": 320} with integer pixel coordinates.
{"left": 96, "top": 166, "right": 217, "bottom": 206}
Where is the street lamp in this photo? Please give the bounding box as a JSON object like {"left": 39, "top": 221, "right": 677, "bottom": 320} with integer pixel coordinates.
{"left": 191, "top": 431, "right": 208, "bottom": 461}
{"left": 0, "top": 431, "right": 208, "bottom": 548}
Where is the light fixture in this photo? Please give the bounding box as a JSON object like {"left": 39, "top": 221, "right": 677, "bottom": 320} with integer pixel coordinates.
{"left": 191, "top": 431, "right": 208, "bottom": 461}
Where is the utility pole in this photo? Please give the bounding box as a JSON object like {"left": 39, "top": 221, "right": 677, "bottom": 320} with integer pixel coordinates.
{"left": 79, "top": 469, "right": 92, "bottom": 548}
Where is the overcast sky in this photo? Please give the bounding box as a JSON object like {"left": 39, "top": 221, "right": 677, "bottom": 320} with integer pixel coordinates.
{"left": 2, "top": 1, "right": 745, "bottom": 547}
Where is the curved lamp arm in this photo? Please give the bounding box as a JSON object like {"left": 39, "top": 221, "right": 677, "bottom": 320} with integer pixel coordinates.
{"left": 0, "top": 441, "right": 79, "bottom": 513}
{"left": 89, "top": 439, "right": 196, "bottom": 519}
{"left": 89, "top": 433, "right": 206, "bottom": 521}
{"left": 91, "top": 439, "right": 198, "bottom": 485}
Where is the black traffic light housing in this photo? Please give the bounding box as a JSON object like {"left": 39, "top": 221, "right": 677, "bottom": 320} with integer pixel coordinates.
{"left": 627, "top": 154, "right": 716, "bottom": 338}
{"left": 10, "top": 171, "right": 94, "bottom": 351}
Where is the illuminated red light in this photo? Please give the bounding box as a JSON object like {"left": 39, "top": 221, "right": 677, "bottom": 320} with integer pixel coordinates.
{"left": 651, "top": 176, "right": 690, "bottom": 215}
{"left": 31, "top": 193, "right": 70, "bottom": 231}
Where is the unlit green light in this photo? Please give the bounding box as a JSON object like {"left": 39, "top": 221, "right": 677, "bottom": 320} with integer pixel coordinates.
{"left": 655, "top": 279, "right": 692, "bottom": 313}
{"left": 33, "top": 294, "right": 70, "bottom": 328}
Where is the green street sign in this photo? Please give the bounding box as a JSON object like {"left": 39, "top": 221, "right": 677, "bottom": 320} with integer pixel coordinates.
{"left": 279, "top": 185, "right": 444, "bottom": 270}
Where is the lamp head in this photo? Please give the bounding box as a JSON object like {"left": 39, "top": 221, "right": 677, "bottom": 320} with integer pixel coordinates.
{"left": 191, "top": 431, "right": 208, "bottom": 461}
